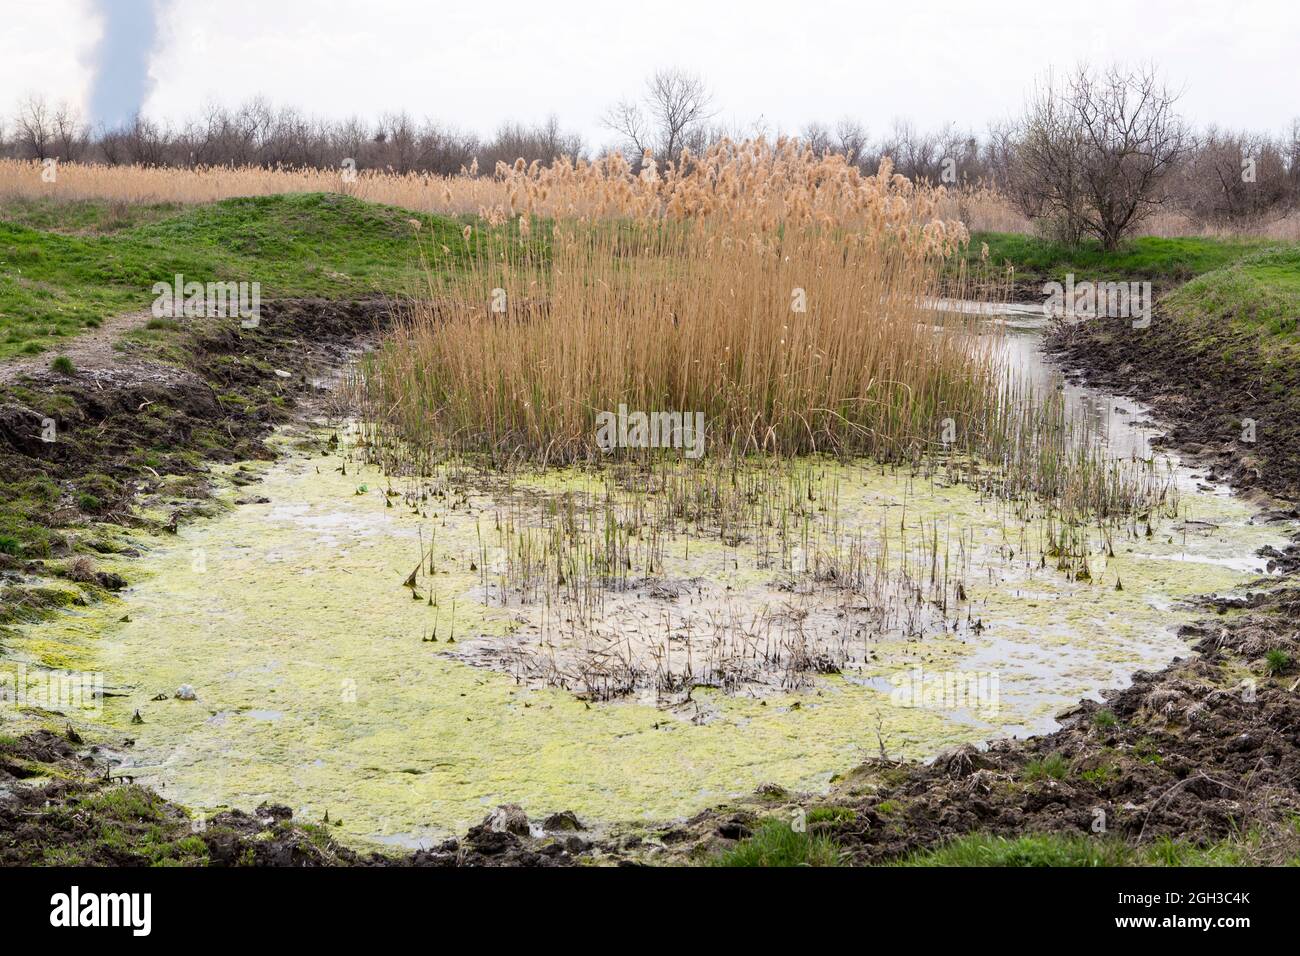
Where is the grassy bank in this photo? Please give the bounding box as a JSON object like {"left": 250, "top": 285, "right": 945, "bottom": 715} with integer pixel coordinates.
{"left": 0, "top": 192, "right": 465, "bottom": 360}
{"left": 961, "top": 231, "right": 1281, "bottom": 297}
{"left": 1162, "top": 244, "right": 1300, "bottom": 339}
{"left": 712, "top": 820, "right": 1297, "bottom": 867}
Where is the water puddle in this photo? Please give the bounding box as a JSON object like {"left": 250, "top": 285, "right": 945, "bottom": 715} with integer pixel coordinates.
{"left": 3, "top": 308, "right": 1292, "bottom": 847}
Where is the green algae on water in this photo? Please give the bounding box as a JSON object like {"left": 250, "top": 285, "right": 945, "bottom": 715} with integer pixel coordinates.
{"left": 2, "top": 429, "right": 1291, "bottom": 848}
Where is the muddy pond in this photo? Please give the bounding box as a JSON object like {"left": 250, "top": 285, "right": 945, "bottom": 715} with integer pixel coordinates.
{"left": 7, "top": 310, "right": 1293, "bottom": 848}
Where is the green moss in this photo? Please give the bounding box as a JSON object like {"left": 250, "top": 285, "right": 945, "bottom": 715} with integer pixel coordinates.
{"left": 0, "top": 584, "right": 81, "bottom": 626}
{"left": 5, "top": 421, "right": 1286, "bottom": 847}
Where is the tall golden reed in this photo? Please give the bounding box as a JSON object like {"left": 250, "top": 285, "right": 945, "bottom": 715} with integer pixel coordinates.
{"left": 360, "top": 140, "right": 993, "bottom": 467}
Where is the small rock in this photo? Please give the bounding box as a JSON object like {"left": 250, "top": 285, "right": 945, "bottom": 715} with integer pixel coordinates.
{"left": 483, "top": 803, "right": 530, "bottom": 836}
{"left": 716, "top": 815, "right": 754, "bottom": 840}
{"left": 255, "top": 802, "right": 294, "bottom": 823}
{"left": 94, "top": 571, "right": 128, "bottom": 591}
{"left": 175, "top": 684, "right": 197, "bottom": 701}
{"left": 543, "top": 810, "right": 584, "bottom": 832}
{"left": 564, "top": 835, "right": 589, "bottom": 854}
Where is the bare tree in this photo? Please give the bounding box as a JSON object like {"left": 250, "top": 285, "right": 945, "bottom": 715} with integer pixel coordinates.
{"left": 477, "top": 115, "right": 583, "bottom": 171}
{"left": 15, "top": 95, "right": 54, "bottom": 160}
{"left": 603, "top": 68, "right": 716, "bottom": 167}
{"left": 1009, "top": 65, "right": 1189, "bottom": 248}
{"left": 1175, "top": 127, "right": 1292, "bottom": 225}
{"left": 50, "top": 102, "right": 88, "bottom": 161}
{"left": 120, "top": 115, "right": 168, "bottom": 166}
{"left": 834, "top": 119, "right": 869, "bottom": 169}
{"left": 800, "top": 121, "right": 833, "bottom": 156}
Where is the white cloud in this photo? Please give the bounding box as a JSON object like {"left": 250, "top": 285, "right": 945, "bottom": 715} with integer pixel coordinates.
{"left": 1, "top": 0, "right": 1297, "bottom": 143}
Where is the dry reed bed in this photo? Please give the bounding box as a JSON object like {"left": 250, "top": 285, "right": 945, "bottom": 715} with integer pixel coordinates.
{"left": 358, "top": 140, "right": 1172, "bottom": 525}
{"left": 6, "top": 156, "right": 1295, "bottom": 239}
{"left": 0, "top": 153, "right": 1026, "bottom": 232}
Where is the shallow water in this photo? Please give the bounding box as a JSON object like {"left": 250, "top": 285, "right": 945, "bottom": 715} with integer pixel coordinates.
{"left": 3, "top": 311, "right": 1293, "bottom": 848}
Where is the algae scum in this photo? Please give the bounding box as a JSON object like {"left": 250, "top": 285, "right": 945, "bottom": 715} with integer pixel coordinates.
{"left": 3, "top": 317, "right": 1294, "bottom": 849}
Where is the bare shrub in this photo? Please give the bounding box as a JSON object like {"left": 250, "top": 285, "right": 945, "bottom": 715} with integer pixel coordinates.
{"left": 1006, "top": 65, "right": 1190, "bottom": 248}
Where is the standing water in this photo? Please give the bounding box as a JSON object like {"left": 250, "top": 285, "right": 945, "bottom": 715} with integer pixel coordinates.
{"left": 5, "top": 309, "right": 1291, "bottom": 848}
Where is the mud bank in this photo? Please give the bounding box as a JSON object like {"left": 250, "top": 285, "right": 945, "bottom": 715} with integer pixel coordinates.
{"left": 1047, "top": 311, "right": 1300, "bottom": 501}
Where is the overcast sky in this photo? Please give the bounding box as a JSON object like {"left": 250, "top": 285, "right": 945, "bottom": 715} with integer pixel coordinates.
{"left": 3, "top": 0, "right": 1298, "bottom": 147}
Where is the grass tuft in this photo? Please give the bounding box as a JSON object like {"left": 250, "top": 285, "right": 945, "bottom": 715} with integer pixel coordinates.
{"left": 712, "top": 819, "right": 842, "bottom": 867}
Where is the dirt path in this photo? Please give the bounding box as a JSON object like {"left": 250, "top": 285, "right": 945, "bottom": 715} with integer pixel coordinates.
{"left": 0, "top": 309, "right": 153, "bottom": 384}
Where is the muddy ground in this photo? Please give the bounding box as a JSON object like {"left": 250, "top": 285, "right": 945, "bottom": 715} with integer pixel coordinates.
{"left": 2, "top": 298, "right": 1299, "bottom": 866}
{"left": 1047, "top": 310, "right": 1300, "bottom": 501}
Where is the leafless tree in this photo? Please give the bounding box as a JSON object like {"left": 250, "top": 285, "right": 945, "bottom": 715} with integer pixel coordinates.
{"left": 834, "top": 119, "right": 869, "bottom": 169}
{"left": 50, "top": 102, "right": 88, "bottom": 161}
{"left": 1009, "top": 65, "right": 1189, "bottom": 248}
{"left": 478, "top": 115, "right": 583, "bottom": 171}
{"left": 15, "top": 95, "right": 55, "bottom": 160}
{"left": 800, "top": 121, "right": 833, "bottom": 156}
{"left": 120, "top": 115, "right": 168, "bottom": 166}
{"left": 1174, "top": 127, "right": 1293, "bottom": 225}
{"left": 603, "top": 68, "right": 716, "bottom": 167}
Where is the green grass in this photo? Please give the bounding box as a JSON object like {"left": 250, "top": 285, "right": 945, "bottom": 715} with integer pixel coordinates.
{"left": 1092, "top": 709, "right": 1119, "bottom": 729}
{"left": 894, "top": 832, "right": 1259, "bottom": 867}
{"left": 963, "top": 231, "right": 1279, "bottom": 292}
{"left": 1163, "top": 246, "right": 1300, "bottom": 340}
{"left": 0, "top": 197, "right": 185, "bottom": 235}
{"left": 712, "top": 819, "right": 842, "bottom": 867}
{"left": 33, "top": 785, "right": 211, "bottom": 866}
{"left": 1265, "top": 648, "right": 1293, "bottom": 676}
{"left": 807, "top": 805, "right": 858, "bottom": 825}
{"left": 716, "top": 826, "right": 1283, "bottom": 868}
{"left": 0, "top": 193, "right": 470, "bottom": 359}
{"left": 1021, "top": 752, "right": 1070, "bottom": 781}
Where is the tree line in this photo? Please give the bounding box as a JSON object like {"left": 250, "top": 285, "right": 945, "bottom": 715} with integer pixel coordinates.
{"left": 5, "top": 66, "right": 1298, "bottom": 247}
